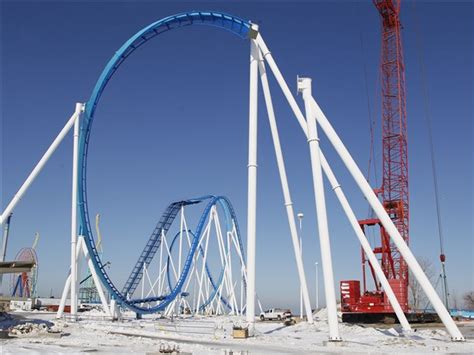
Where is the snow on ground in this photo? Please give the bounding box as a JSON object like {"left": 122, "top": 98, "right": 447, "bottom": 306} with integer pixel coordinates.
{"left": 0, "top": 310, "right": 473, "bottom": 354}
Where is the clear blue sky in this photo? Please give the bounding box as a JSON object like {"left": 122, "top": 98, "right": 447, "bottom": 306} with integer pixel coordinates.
{"left": 1, "top": 1, "right": 472, "bottom": 312}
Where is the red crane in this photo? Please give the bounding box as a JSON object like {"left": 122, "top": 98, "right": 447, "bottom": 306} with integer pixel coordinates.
{"left": 341, "top": 0, "right": 410, "bottom": 321}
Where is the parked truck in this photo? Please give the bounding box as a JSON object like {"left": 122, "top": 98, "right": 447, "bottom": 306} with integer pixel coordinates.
{"left": 259, "top": 308, "right": 292, "bottom": 321}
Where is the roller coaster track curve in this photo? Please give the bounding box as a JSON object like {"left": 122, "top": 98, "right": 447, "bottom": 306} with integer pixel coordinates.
{"left": 76, "top": 12, "right": 252, "bottom": 314}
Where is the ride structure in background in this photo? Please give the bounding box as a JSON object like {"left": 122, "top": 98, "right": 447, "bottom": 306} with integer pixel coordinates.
{"left": 61, "top": 195, "right": 247, "bottom": 317}
{"left": 123, "top": 196, "right": 247, "bottom": 317}
{"left": 0, "top": 10, "right": 464, "bottom": 342}
{"left": 341, "top": 0, "right": 411, "bottom": 321}
{"left": 11, "top": 244, "right": 39, "bottom": 298}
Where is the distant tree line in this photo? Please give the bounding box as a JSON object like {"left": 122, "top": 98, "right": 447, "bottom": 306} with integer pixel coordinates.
{"left": 408, "top": 256, "right": 473, "bottom": 311}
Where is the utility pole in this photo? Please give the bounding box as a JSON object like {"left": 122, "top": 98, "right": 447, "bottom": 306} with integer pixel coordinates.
{"left": 297, "top": 212, "right": 304, "bottom": 319}
{"left": 315, "top": 261, "right": 319, "bottom": 310}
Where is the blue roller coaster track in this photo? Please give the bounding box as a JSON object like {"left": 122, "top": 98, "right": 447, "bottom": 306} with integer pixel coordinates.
{"left": 77, "top": 11, "right": 252, "bottom": 314}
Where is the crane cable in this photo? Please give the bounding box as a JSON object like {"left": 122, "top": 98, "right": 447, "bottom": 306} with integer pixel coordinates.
{"left": 356, "top": 2, "right": 379, "bottom": 227}
{"left": 356, "top": 2, "right": 379, "bottom": 190}
{"left": 360, "top": 32, "right": 377, "bottom": 188}
{"left": 355, "top": 1, "right": 381, "bottom": 255}
{"left": 412, "top": 1, "right": 449, "bottom": 309}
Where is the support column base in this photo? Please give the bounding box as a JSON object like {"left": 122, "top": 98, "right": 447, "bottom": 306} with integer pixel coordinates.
{"left": 246, "top": 322, "right": 256, "bottom": 337}
{"left": 323, "top": 338, "right": 343, "bottom": 347}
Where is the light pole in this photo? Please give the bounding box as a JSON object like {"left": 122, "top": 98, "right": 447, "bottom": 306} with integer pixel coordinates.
{"left": 297, "top": 212, "right": 304, "bottom": 319}
{"left": 315, "top": 261, "right": 319, "bottom": 311}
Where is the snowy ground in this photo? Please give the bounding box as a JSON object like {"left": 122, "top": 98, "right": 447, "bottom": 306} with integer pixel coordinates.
{"left": 0, "top": 309, "right": 473, "bottom": 354}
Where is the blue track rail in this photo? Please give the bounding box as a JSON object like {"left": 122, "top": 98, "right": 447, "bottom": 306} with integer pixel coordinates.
{"left": 122, "top": 200, "right": 199, "bottom": 297}
{"left": 166, "top": 229, "right": 232, "bottom": 312}
{"left": 76, "top": 12, "right": 252, "bottom": 314}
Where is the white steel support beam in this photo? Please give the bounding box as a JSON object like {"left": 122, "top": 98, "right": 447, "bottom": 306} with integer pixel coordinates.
{"left": 0, "top": 215, "right": 12, "bottom": 262}
{"left": 58, "top": 235, "right": 112, "bottom": 319}
{"left": 158, "top": 230, "right": 164, "bottom": 296}
{"left": 310, "top": 97, "right": 464, "bottom": 341}
{"left": 70, "top": 103, "right": 82, "bottom": 320}
{"left": 141, "top": 263, "right": 146, "bottom": 303}
{"left": 299, "top": 78, "right": 340, "bottom": 341}
{"left": 197, "top": 219, "right": 212, "bottom": 311}
{"left": 257, "top": 55, "right": 314, "bottom": 323}
{"left": 57, "top": 274, "right": 72, "bottom": 319}
{"left": 255, "top": 34, "right": 413, "bottom": 339}
{"left": 0, "top": 215, "right": 12, "bottom": 288}
{"left": 246, "top": 34, "right": 259, "bottom": 329}
{"left": 79, "top": 237, "right": 111, "bottom": 317}
{"left": 57, "top": 239, "right": 82, "bottom": 319}
{"left": 254, "top": 36, "right": 307, "bottom": 132}
{"left": 0, "top": 104, "right": 83, "bottom": 224}
{"left": 319, "top": 151, "right": 411, "bottom": 331}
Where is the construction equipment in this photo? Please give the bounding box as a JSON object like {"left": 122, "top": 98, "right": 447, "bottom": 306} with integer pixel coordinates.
{"left": 341, "top": 0, "right": 410, "bottom": 321}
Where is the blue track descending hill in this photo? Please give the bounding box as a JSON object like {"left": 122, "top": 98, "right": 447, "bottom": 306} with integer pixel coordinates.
{"left": 87, "top": 194, "right": 244, "bottom": 314}
{"left": 121, "top": 200, "right": 199, "bottom": 298}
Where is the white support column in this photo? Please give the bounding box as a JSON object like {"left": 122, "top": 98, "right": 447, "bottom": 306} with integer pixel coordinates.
{"left": 246, "top": 33, "right": 259, "bottom": 330}
{"left": 178, "top": 206, "right": 184, "bottom": 277}
{"left": 226, "top": 231, "right": 239, "bottom": 315}
{"left": 57, "top": 236, "right": 83, "bottom": 319}
{"left": 300, "top": 237, "right": 303, "bottom": 320}
{"left": 163, "top": 234, "right": 179, "bottom": 281}
{"left": 255, "top": 35, "right": 413, "bottom": 336}
{"left": 110, "top": 299, "right": 120, "bottom": 320}
{"left": 197, "top": 220, "right": 212, "bottom": 311}
{"left": 70, "top": 103, "right": 82, "bottom": 320}
{"left": 309, "top": 97, "right": 464, "bottom": 341}
{"left": 0, "top": 104, "right": 83, "bottom": 224}
{"left": 254, "top": 35, "right": 307, "bottom": 133}
{"left": 57, "top": 274, "right": 72, "bottom": 319}
{"left": 319, "top": 151, "right": 411, "bottom": 331}
{"left": 158, "top": 230, "right": 164, "bottom": 296}
{"left": 79, "top": 237, "right": 112, "bottom": 317}
{"left": 257, "top": 55, "right": 313, "bottom": 323}
{"left": 298, "top": 78, "right": 340, "bottom": 341}
{"left": 141, "top": 263, "right": 146, "bottom": 304}
{"left": 0, "top": 215, "right": 12, "bottom": 263}
{"left": 0, "top": 215, "right": 12, "bottom": 289}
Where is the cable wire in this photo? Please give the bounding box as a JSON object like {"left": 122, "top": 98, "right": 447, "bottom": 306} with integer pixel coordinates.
{"left": 412, "top": 1, "right": 449, "bottom": 309}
